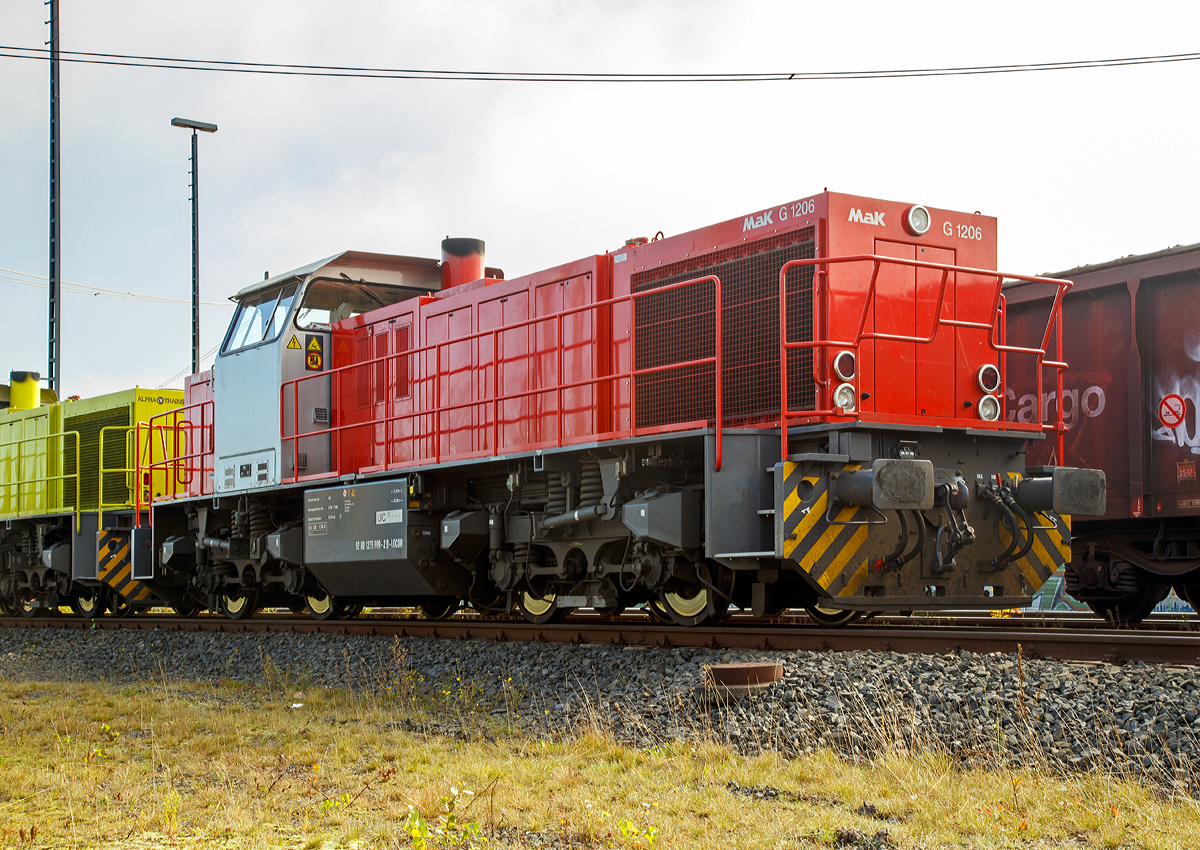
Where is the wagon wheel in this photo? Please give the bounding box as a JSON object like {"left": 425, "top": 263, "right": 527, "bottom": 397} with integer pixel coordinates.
{"left": 220, "top": 589, "right": 259, "bottom": 621}
{"left": 70, "top": 589, "right": 106, "bottom": 619}
{"left": 805, "top": 603, "right": 862, "bottom": 627}
{"left": 519, "top": 590, "right": 567, "bottom": 625}
{"left": 1173, "top": 571, "right": 1200, "bottom": 615}
{"left": 418, "top": 597, "right": 461, "bottom": 621}
{"left": 1088, "top": 576, "right": 1171, "bottom": 625}
{"left": 305, "top": 592, "right": 340, "bottom": 621}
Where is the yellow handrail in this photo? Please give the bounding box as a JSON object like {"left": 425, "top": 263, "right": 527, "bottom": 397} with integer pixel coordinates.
{"left": 0, "top": 429, "right": 82, "bottom": 532}
{"left": 98, "top": 425, "right": 136, "bottom": 529}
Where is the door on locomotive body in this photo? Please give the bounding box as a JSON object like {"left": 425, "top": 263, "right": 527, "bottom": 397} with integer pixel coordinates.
{"left": 214, "top": 277, "right": 301, "bottom": 494}
{"left": 288, "top": 278, "right": 428, "bottom": 478}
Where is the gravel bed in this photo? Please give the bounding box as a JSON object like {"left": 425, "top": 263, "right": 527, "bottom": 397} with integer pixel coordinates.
{"left": 2, "top": 625, "right": 1199, "bottom": 791}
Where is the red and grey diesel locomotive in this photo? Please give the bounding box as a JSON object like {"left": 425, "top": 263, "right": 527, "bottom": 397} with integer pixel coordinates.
{"left": 1, "top": 191, "right": 1106, "bottom": 624}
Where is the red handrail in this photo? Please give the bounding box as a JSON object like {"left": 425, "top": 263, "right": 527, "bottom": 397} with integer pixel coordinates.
{"left": 280, "top": 274, "right": 724, "bottom": 481}
{"left": 135, "top": 400, "right": 215, "bottom": 525}
{"left": 779, "top": 255, "right": 1071, "bottom": 463}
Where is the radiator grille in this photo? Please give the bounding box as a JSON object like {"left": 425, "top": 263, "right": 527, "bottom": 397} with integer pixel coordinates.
{"left": 632, "top": 229, "right": 816, "bottom": 428}
{"left": 64, "top": 409, "right": 131, "bottom": 510}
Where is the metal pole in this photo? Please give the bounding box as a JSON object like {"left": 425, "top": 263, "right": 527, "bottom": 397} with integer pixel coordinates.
{"left": 190, "top": 129, "right": 199, "bottom": 375}
{"left": 172, "top": 117, "right": 215, "bottom": 376}
{"left": 47, "top": 0, "right": 61, "bottom": 396}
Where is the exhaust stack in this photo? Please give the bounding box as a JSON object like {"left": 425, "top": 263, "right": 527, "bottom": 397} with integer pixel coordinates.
{"left": 441, "top": 238, "right": 485, "bottom": 290}
{"left": 9, "top": 371, "right": 41, "bottom": 411}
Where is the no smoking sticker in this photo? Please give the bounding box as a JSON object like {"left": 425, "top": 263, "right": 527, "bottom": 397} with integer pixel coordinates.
{"left": 304, "top": 334, "right": 324, "bottom": 371}
{"left": 1159, "top": 393, "right": 1186, "bottom": 429}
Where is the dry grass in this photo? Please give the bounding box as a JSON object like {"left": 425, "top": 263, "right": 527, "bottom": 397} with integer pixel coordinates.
{"left": 0, "top": 658, "right": 1198, "bottom": 848}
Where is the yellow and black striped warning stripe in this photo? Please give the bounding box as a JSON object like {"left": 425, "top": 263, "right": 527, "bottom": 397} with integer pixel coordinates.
{"left": 780, "top": 461, "right": 870, "bottom": 599}
{"left": 98, "top": 530, "right": 154, "bottom": 605}
{"left": 999, "top": 472, "right": 1072, "bottom": 591}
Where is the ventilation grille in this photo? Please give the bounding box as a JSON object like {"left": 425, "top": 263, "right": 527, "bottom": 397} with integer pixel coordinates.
{"left": 631, "top": 229, "right": 816, "bottom": 428}
{"left": 64, "top": 409, "right": 131, "bottom": 510}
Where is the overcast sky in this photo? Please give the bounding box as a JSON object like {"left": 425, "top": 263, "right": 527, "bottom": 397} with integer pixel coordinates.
{"left": 2, "top": 0, "right": 1198, "bottom": 396}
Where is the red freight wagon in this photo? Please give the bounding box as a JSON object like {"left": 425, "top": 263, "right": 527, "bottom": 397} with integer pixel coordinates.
{"left": 1006, "top": 242, "right": 1200, "bottom": 621}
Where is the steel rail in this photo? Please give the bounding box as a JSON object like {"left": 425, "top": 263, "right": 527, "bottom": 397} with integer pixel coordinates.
{"left": 3, "top": 614, "right": 1199, "bottom": 666}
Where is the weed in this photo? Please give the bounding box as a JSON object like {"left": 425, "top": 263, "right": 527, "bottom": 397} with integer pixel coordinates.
{"left": 616, "top": 818, "right": 657, "bottom": 847}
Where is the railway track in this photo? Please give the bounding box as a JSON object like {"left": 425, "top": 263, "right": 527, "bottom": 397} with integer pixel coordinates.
{"left": 4, "top": 610, "right": 1199, "bottom": 666}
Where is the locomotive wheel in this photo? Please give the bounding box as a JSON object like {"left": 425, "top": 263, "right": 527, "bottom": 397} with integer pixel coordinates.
{"left": 172, "top": 603, "right": 201, "bottom": 618}
{"left": 0, "top": 596, "right": 10, "bottom": 615}
{"left": 305, "top": 593, "right": 340, "bottom": 621}
{"left": 643, "top": 600, "right": 673, "bottom": 624}
{"left": 519, "top": 590, "right": 567, "bottom": 625}
{"left": 70, "top": 591, "right": 105, "bottom": 619}
{"left": 418, "top": 597, "right": 461, "bottom": 621}
{"left": 109, "top": 595, "right": 136, "bottom": 618}
{"left": 16, "top": 592, "right": 39, "bottom": 618}
{"left": 220, "top": 589, "right": 259, "bottom": 621}
{"left": 762, "top": 601, "right": 791, "bottom": 619}
{"left": 805, "top": 604, "right": 861, "bottom": 627}
{"left": 659, "top": 585, "right": 726, "bottom": 627}
{"left": 339, "top": 603, "right": 364, "bottom": 619}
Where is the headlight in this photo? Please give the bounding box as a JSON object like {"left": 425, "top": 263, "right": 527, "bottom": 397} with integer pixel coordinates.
{"left": 977, "top": 363, "right": 1001, "bottom": 394}
{"left": 832, "top": 350, "right": 856, "bottom": 381}
{"left": 978, "top": 394, "right": 1001, "bottom": 422}
{"left": 904, "top": 205, "right": 931, "bottom": 236}
{"left": 833, "top": 382, "right": 857, "bottom": 412}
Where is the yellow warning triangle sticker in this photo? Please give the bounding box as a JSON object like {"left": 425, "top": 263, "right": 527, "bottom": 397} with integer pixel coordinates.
{"left": 287, "top": 335, "right": 301, "bottom": 350}
{"left": 307, "top": 337, "right": 322, "bottom": 351}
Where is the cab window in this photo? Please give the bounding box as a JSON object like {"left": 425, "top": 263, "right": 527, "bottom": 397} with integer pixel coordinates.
{"left": 222, "top": 283, "right": 298, "bottom": 354}
{"left": 294, "top": 279, "right": 417, "bottom": 331}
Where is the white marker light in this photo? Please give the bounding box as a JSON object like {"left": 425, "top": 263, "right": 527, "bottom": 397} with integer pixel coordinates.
{"left": 904, "top": 205, "right": 931, "bottom": 236}
{"left": 833, "top": 382, "right": 857, "bottom": 412}
{"left": 977, "top": 363, "right": 1002, "bottom": 394}
{"left": 978, "top": 394, "right": 1001, "bottom": 422}
{"left": 833, "top": 350, "right": 856, "bottom": 382}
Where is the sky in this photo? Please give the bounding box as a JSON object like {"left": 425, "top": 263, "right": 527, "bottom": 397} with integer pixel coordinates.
{"left": 2, "top": 0, "right": 1198, "bottom": 397}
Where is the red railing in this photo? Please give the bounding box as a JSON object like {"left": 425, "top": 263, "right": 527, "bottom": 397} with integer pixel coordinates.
{"left": 280, "top": 274, "right": 724, "bottom": 482}
{"left": 134, "top": 400, "right": 215, "bottom": 525}
{"left": 779, "top": 255, "right": 1070, "bottom": 463}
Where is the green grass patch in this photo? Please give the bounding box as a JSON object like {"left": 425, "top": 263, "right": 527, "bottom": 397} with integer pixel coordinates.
{"left": 0, "top": 665, "right": 1197, "bottom": 848}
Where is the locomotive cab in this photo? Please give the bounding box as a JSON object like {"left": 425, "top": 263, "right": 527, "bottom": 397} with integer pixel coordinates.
{"left": 212, "top": 251, "right": 441, "bottom": 491}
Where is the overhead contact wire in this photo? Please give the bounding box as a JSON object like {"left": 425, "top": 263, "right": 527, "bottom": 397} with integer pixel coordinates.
{"left": 1, "top": 45, "right": 1199, "bottom": 82}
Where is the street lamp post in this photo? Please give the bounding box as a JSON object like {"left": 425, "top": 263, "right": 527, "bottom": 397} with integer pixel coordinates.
{"left": 170, "top": 117, "right": 217, "bottom": 376}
